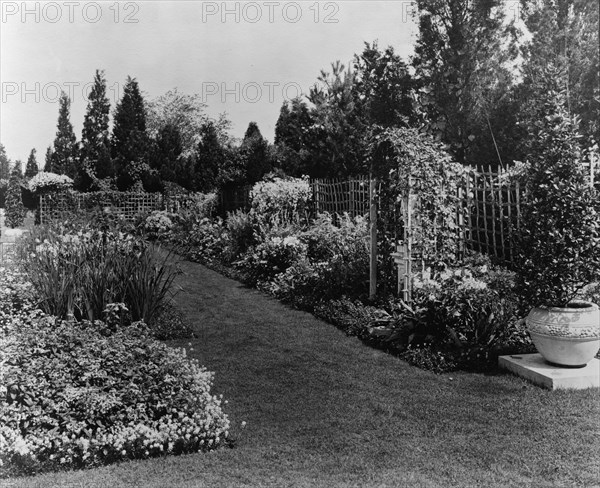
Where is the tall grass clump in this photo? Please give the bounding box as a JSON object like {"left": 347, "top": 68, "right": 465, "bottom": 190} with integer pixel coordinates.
{"left": 17, "top": 223, "right": 178, "bottom": 326}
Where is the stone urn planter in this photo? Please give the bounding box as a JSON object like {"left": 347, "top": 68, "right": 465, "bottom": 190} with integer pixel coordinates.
{"left": 526, "top": 302, "right": 600, "bottom": 367}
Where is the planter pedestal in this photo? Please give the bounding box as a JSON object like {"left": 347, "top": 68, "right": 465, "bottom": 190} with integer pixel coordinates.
{"left": 499, "top": 354, "right": 600, "bottom": 390}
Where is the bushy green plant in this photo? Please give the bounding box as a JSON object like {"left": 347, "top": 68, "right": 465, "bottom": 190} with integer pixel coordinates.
{"left": 313, "top": 298, "right": 383, "bottom": 336}
{"left": 236, "top": 235, "right": 307, "bottom": 287}
{"left": 0, "top": 179, "right": 8, "bottom": 208}
{"left": 268, "top": 213, "right": 370, "bottom": 302}
{"left": 144, "top": 210, "right": 175, "bottom": 238}
{"left": 224, "top": 209, "right": 258, "bottom": 262}
{"left": 178, "top": 217, "right": 228, "bottom": 264}
{"left": 250, "top": 176, "right": 311, "bottom": 229}
{"left": 0, "top": 313, "right": 229, "bottom": 477}
{"left": 516, "top": 91, "right": 600, "bottom": 307}
{"left": 5, "top": 173, "right": 25, "bottom": 228}
{"left": 170, "top": 192, "right": 218, "bottom": 234}
{"left": 398, "top": 346, "right": 458, "bottom": 374}
{"left": 408, "top": 253, "right": 526, "bottom": 361}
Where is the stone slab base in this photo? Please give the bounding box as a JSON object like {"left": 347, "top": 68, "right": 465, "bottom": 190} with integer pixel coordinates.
{"left": 499, "top": 353, "right": 599, "bottom": 390}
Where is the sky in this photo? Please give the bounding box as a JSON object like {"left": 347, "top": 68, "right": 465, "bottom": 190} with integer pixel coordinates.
{"left": 0, "top": 0, "right": 420, "bottom": 163}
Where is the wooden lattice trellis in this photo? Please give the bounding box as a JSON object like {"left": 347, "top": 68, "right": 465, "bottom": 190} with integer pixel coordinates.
{"left": 39, "top": 191, "right": 208, "bottom": 224}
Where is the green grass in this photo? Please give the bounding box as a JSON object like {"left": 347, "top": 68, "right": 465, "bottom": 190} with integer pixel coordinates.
{"left": 4, "top": 258, "right": 600, "bottom": 487}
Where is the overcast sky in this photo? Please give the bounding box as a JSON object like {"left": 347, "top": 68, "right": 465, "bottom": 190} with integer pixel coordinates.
{"left": 0, "top": 0, "right": 419, "bottom": 163}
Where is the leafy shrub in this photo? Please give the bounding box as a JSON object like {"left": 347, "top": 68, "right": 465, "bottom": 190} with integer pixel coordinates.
{"left": 398, "top": 346, "right": 458, "bottom": 374}
{"left": 236, "top": 235, "right": 307, "bottom": 287}
{"left": 250, "top": 176, "right": 311, "bottom": 228}
{"left": 0, "top": 314, "right": 229, "bottom": 477}
{"left": 407, "top": 253, "right": 526, "bottom": 363}
{"left": 224, "top": 209, "right": 258, "bottom": 262}
{"left": 302, "top": 213, "right": 369, "bottom": 298}
{"left": 5, "top": 173, "right": 25, "bottom": 228}
{"left": 313, "top": 298, "right": 384, "bottom": 336}
{"left": 170, "top": 192, "right": 218, "bottom": 234}
{"left": 515, "top": 90, "right": 600, "bottom": 307}
{"left": 144, "top": 210, "right": 175, "bottom": 238}
{"left": 179, "top": 217, "right": 228, "bottom": 264}
{"left": 267, "top": 213, "right": 370, "bottom": 303}
{"left": 0, "top": 179, "right": 8, "bottom": 208}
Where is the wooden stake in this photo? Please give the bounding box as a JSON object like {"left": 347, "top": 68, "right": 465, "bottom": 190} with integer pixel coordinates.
{"left": 369, "top": 177, "right": 377, "bottom": 300}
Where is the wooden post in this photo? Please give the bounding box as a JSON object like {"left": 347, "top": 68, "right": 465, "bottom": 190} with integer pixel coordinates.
{"left": 457, "top": 185, "right": 465, "bottom": 261}
{"left": 591, "top": 152, "right": 596, "bottom": 189}
{"left": 405, "top": 179, "right": 413, "bottom": 303}
{"left": 369, "top": 177, "right": 377, "bottom": 300}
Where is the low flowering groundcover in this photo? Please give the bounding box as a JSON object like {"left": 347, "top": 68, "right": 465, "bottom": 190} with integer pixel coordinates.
{"left": 0, "top": 261, "right": 230, "bottom": 478}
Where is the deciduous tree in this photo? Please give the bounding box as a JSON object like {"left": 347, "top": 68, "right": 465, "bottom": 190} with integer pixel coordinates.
{"left": 411, "top": 0, "right": 519, "bottom": 166}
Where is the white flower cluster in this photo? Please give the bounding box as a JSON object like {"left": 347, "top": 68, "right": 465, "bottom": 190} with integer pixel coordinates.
{"left": 145, "top": 210, "right": 175, "bottom": 235}
{"left": 28, "top": 172, "right": 73, "bottom": 193}
{"left": 250, "top": 176, "right": 312, "bottom": 223}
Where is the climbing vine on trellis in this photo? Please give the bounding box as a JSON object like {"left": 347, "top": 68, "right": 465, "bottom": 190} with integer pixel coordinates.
{"left": 367, "top": 126, "right": 466, "bottom": 294}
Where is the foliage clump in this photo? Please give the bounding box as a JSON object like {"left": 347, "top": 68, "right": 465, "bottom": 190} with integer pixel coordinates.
{"left": 515, "top": 90, "right": 600, "bottom": 307}
{"left": 0, "top": 316, "right": 228, "bottom": 477}
{"left": 5, "top": 168, "right": 25, "bottom": 228}
{"left": 18, "top": 223, "right": 178, "bottom": 327}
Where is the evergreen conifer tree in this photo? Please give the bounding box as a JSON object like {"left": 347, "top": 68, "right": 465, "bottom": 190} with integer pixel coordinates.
{"left": 5, "top": 165, "right": 25, "bottom": 228}
{"left": 51, "top": 92, "right": 79, "bottom": 177}
{"left": 25, "top": 148, "right": 39, "bottom": 179}
{"left": 112, "top": 76, "right": 149, "bottom": 189}
{"left": 81, "top": 70, "right": 113, "bottom": 181}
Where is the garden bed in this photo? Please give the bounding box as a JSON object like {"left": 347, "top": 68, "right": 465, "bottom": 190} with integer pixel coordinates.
{"left": 8, "top": 256, "right": 599, "bottom": 487}
{"left": 0, "top": 221, "right": 230, "bottom": 478}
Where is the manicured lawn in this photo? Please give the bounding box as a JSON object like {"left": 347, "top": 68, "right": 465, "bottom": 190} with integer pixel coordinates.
{"left": 4, "top": 257, "right": 599, "bottom": 487}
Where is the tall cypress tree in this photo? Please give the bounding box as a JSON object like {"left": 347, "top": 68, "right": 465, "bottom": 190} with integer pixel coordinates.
{"left": 112, "top": 76, "right": 149, "bottom": 189}
{"left": 240, "top": 122, "right": 271, "bottom": 184}
{"left": 151, "top": 123, "right": 185, "bottom": 184}
{"left": 193, "top": 121, "right": 225, "bottom": 192}
{"left": 81, "top": 70, "right": 113, "bottom": 180}
{"left": 5, "top": 165, "right": 25, "bottom": 228}
{"left": 0, "top": 144, "right": 10, "bottom": 180}
{"left": 25, "top": 148, "right": 39, "bottom": 179}
{"left": 51, "top": 92, "right": 79, "bottom": 177}
{"left": 44, "top": 146, "right": 54, "bottom": 172}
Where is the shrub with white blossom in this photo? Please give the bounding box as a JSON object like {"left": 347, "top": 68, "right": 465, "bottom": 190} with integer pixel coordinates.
{"left": 28, "top": 172, "right": 73, "bottom": 194}
{"left": 144, "top": 210, "right": 175, "bottom": 237}
{"left": 250, "top": 176, "right": 312, "bottom": 227}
